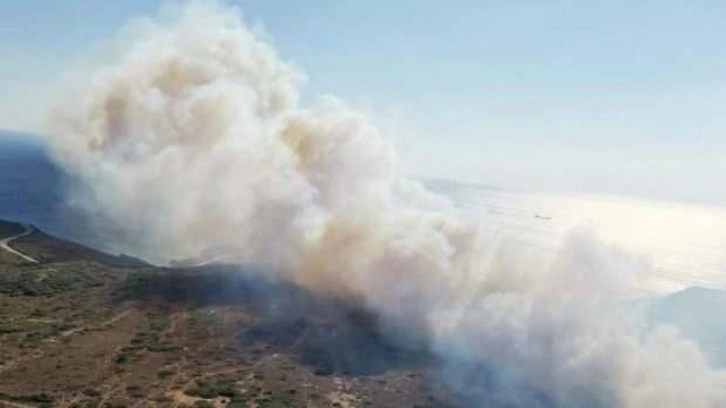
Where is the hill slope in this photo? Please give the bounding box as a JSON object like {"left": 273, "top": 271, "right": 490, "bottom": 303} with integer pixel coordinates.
{"left": 0, "top": 220, "right": 453, "bottom": 408}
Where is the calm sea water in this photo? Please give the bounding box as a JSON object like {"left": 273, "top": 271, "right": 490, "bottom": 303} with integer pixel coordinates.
{"left": 428, "top": 179, "right": 726, "bottom": 294}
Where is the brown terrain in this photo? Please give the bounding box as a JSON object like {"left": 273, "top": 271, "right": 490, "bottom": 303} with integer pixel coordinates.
{"left": 0, "top": 220, "right": 456, "bottom": 408}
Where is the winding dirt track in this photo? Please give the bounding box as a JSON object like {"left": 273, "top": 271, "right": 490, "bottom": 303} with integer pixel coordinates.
{"left": 0, "top": 224, "right": 38, "bottom": 264}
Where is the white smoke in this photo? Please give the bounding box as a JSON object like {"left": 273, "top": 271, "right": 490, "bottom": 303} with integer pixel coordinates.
{"left": 48, "top": 2, "right": 726, "bottom": 406}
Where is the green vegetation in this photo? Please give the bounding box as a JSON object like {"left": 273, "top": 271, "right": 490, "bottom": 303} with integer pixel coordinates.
{"left": 0, "top": 391, "right": 57, "bottom": 407}
{"left": 227, "top": 399, "right": 250, "bottom": 408}
{"left": 314, "top": 365, "right": 334, "bottom": 376}
{"left": 184, "top": 379, "right": 237, "bottom": 399}
{"left": 0, "top": 263, "right": 114, "bottom": 298}
{"left": 125, "top": 384, "right": 144, "bottom": 398}
{"left": 113, "top": 310, "right": 177, "bottom": 364}
{"left": 104, "top": 398, "right": 128, "bottom": 408}
{"left": 114, "top": 352, "right": 128, "bottom": 364}
{"left": 148, "top": 310, "right": 170, "bottom": 332}
{"left": 157, "top": 367, "right": 175, "bottom": 378}
{"left": 0, "top": 320, "right": 45, "bottom": 334}
{"left": 70, "top": 397, "right": 101, "bottom": 408}
{"left": 16, "top": 393, "right": 55, "bottom": 403}
{"left": 0, "top": 273, "right": 73, "bottom": 296}
{"left": 257, "top": 392, "right": 294, "bottom": 408}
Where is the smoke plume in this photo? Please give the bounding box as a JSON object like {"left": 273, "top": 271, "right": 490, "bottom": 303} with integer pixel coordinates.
{"left": 48, "top": 2, "right": 726, "bottom": 406}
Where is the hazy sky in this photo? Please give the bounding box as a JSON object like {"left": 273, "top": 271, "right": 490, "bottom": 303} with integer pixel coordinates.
{"left": 2, "top": 0, "right": 726, "bottom": 204}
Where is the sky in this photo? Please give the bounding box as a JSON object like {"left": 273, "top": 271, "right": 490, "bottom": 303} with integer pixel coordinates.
{"left": 1, "top": 0, "right": 726, "bottom": 205}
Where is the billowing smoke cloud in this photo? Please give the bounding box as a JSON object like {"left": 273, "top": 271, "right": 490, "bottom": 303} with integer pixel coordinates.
{"left": 47, "top": 2, "right": 726, "bottom": 406}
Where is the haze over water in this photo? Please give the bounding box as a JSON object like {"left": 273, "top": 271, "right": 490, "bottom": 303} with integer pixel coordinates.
{"left": 432, "top": 180, "right": 726, "bottom": 295}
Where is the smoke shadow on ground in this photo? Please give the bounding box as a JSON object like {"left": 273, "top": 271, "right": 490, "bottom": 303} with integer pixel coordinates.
{"left": 117, "top": 264, "right": 434, "bottom": 377}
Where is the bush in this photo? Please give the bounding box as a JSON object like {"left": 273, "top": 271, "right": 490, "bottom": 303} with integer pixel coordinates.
{"left": 114, "top": 352, "right": 128, "bottom": 364}
{"left": 313, "top": 365, "right": 333, "bottom": 376}
{"left": 105, "top": 398, "right": 128, "bottom": 408}
{"left": 184, "top": 384, "right": 217, "bottom": 399}
{"left": 185, "top": 379, "right": 237, "bottom": 399}
{"left": 17, "top": 393, "right": 55, "bottom": 403}
{"left": 157, "top": 368, "right": 174, "bottom": 378}
{"left": 216, "top": 382, "right": 236, "bottom": 398}
{"left": 227, "top": 399, "right": 250, "bottom": 408}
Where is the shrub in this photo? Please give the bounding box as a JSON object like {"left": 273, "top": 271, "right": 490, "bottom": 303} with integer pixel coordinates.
{"left": 114, "top": 352, "right": 128, "bottom": 364}
{"left": 157, "top": 368, "right": 174, "bottom": 378}
{"left": 313, "top": 366, "right": 333, "bottom": 376}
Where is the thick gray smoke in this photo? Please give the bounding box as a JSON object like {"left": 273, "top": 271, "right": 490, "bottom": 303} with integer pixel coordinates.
{"left": 48, "top": 2, "right": 726, "bottom": 406}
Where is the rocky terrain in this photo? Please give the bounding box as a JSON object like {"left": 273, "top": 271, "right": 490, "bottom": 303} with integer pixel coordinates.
{"left": 0, "top": 220, "right": 454, "bottom": 408}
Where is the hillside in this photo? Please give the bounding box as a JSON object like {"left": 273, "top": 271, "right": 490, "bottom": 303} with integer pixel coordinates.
{"left": 0, "top": 221, "right": 454, "bottom": 408}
